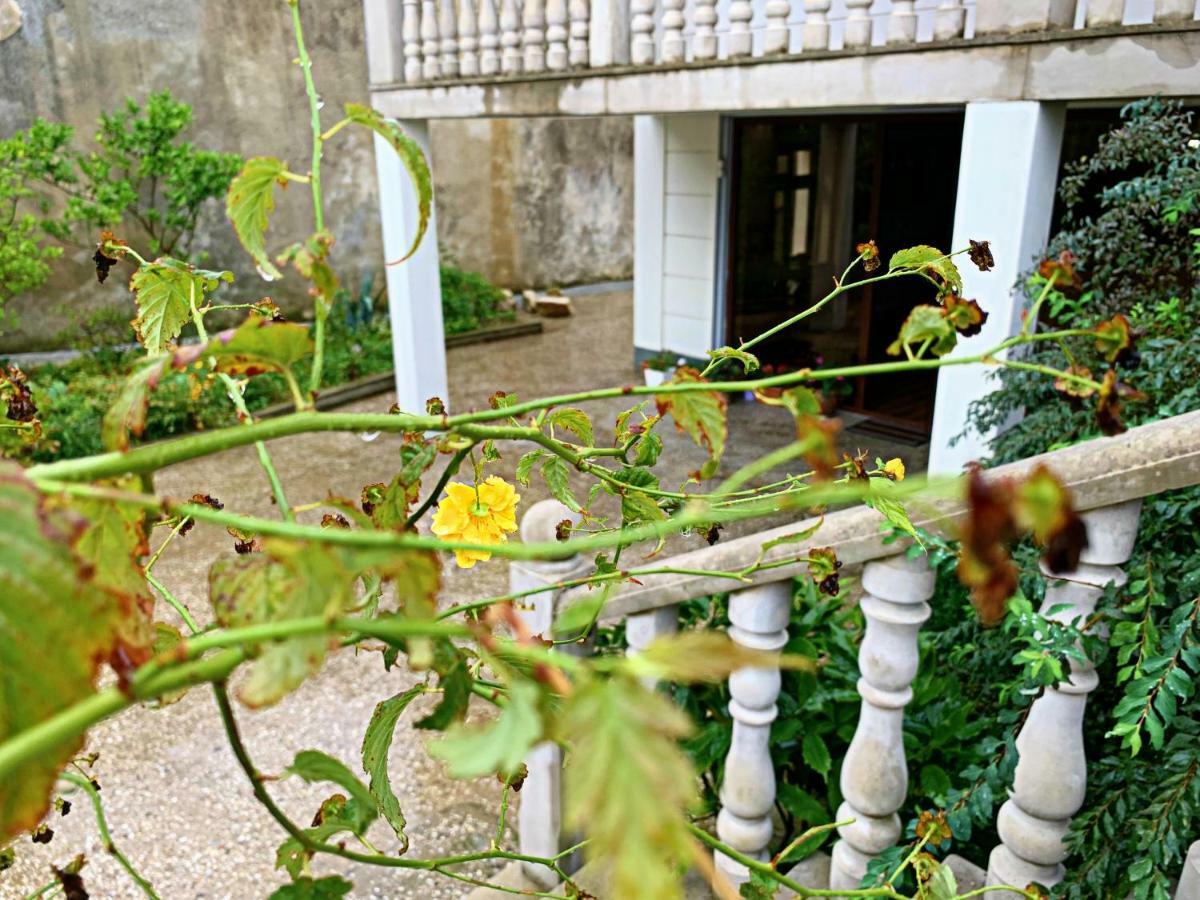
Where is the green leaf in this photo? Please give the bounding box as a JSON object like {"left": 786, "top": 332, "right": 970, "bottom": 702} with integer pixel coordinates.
{"left": 367, "top": 440, "right": 438, "bottom": 529}
{"left": 866, "top": 480, "right": 922, "bottom": 546}
{"left": 0, "top": 465, "right": 154, "bottom": 842}
{"left": 548, "top": 407, "right": 594, "bottom": 447}
{"left": 739, "top": 869, "right": 779, "bottom": 899}
{"left": 886, "top": 305, "right": 957, "bottom": 358}
{"left": 632, "top": 631, "right": 809, "bottom": 684}
{"left": 707, "top": 346, "right": 761, "bottom": 374}
{"left": 129, "top": 258, "right": 230, "bottom": 353}
{"left": 920, "top": 764, "right": 952, "bottom": 799}
{"left": 540, "top": 456, "right": 581, "bottom": 512}
{"left": 286, "top": 750, "right": 378, "bottom": 836}
{"left": 268, "top": 877, "right": 354, "bottom": 900}
{"left": 415, "top": 659, "right": 472, "bottom": 731}
{"left": 183, "top": 315, "right": 314, "bottom": 375}
{"left": 561, "top": 677, "right": 697, "bottom": 900}
{"left": 802, "top": 731, "right": 832, "bottom": 779}
{"left": 927, "top": 862, "right": 958, "bottom": 900}
{"left": 633, "top": 431, "right": 663, "bottom": 467}
{"left": 344, "top": 104, "right": 432, "bottom": 264}
{"left": 656, "top": 367, "right": 727, "bottom": 479}
{"left": 361, "top": 686, "right": 424, "bottom": 849}
{"left": 888, "top": 244, "right": 962, "bottom": 293}
{"left": 605, "top": 466, "right": 665, "bottom": 526}
{"left": 226, "top": 156, "right": 287, "bottom": 279}
{"left": 430, "top": 680, "right": 543, "bottom": 779}
{"left": 101, "top": 354, "right": 168, "bottom": 451}
{"left": 515, "top": 450, "right": 546, "bottom": 486}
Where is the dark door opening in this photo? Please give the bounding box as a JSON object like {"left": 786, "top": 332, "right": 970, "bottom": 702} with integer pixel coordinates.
{"left": 725, "top": 113, "right": 964, "bottom": 434}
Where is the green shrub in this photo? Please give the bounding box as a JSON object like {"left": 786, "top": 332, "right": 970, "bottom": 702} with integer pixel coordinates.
{"left": 440, "top": 263, "right": 514, "bottom": 335}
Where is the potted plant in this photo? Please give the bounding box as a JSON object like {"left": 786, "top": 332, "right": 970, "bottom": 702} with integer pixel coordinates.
{"left": 641, "top": 350, "right": 683, "bottom": 387}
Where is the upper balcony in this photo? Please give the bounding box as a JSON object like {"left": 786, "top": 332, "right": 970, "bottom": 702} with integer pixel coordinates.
{"left": 364, "top": 0, "right": 1200, "bottom": 120}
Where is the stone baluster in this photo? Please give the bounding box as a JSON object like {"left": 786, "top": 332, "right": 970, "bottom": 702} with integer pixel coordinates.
{"left": 501, "top": 0, "right": 523, "bottom": 72}
{"left": 726, "top": 0, "right": 754, "bottom": 57}
{"left": 763, "top": 0, "right": 791, "bottom": 53}
{"left": 568, "top": 0, "right": 590, "bottom": 66}
{"left": 459, "top": 0, "right": 480, "bottom": 75}
{"left": 630, "top": 0, "right": 655, "bottom": 64}
{"left": 524, "top": 0, "right": 548, "bottom": 70}
{"left": 422, "top": 0, "right": 442, "bottom": 78}
{"left": 661, "top": 0, "right": 686, "bottom": 61}
{"left": 1177, "top": 841, "right": 1200, "bottom": 898}
{"left": 510, "top": 500, "right": 591, "bottom": 889}
{"left": 801, "top": 0, "right": 831, "bottom": 51}
{"left": 691, "top": 0, "right": 718, "bottom": 59}
{"left": 546, "top": 0, "right": 570, "bottom": 67}
{"left": 1086, "top": 0, "right": 1125, "bottom": 26}
{"left": 842, "top": 0, "right": 873, "bottom": 48}
{"left": 1156, "top": 0, "right": 1196, "bottom": 22}
{"left": 404, "top": 0, "right": 424, "bottom": 81}
{"left": 478, "top": 0, "right": 501, "bottom": 73}
{"left": 714, "top": 582, "right": 792, "bottom": 884}
{"left": 440, "top": 0, "right": 460, "bottom": 77}
{"left": 830, "top": 555, "right": 935, "bottom": 890}
{"left": 933, "top": 1, "right": 966, "bottom": 40}
{"left": 626, "top": 605, "right": 680, "bottom": 687}
{"left": 886, "top": 0, "right": 918, "bottom": 44}
{"left": 986, "top": 499, "right": 1143, "bottom": 896}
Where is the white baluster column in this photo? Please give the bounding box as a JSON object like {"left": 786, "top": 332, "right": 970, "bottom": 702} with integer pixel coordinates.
{"left": 630, "top": 0, "right": 656, "bottom": 63}
{"left": 440, "top": 0, "right": 461, "bottom": 77}
{"left": 546, "top": 0, "right": 569, "bottom": 67}
{"left": 691, "top": 0, "right": 718, "bottom": 58}
{"left": 501, "top": 0, "right": 524, "bottom": 71}
{"left": 479, "top": 0, "right": 501, "bottom": 72}
{"left": 404, "top": 0, "right": 424, "bottom": 81}
{"left": 801, "top": 0, "right": 831, "bottom": 50}
{"left": 626, "top": 605, "right": 680, "bottom": 687}
{"left": 714, "top": 582, "right": 792, "bottom": 884}
{"left": 364, "top": 0, "right": 406, "bottom": 84}
{"left": 830, "top": 554, "right": 935, "bottom": 890}
{"left": 1086, "top": 0, "right": 1125, "bottom": 26}
{"left": 459, "top": 0, "right": 480, "bottom": 75}
{"left": 511, "top": 500, "right": 591, "bottom": 889}
{"left": 422, "top": 0, "right": 442, "bottom": 78}
{"left": 568, "top": 0, "right": 590, "bottom": 65}
{"left": 727, "top": 0, "right": 754, "bottom": 56}
{"left": 842, "top": 0, "right": 872, "bottom": 47}
{"left": 1156, "top": 0, "right": 1196, "bottom": 22}
{"left": 986, "top": 500, "right": 1143, "bottom": 897}
{"left": 886, "top": 0, "right": 918, "bottom": 44}
{"left": 661, "top": 0, "right": 686, "bottom": 61}
{"left": 763, "top": 0, "right": 791, "bottom": 53}
{"left": 524, "top": 0, "right": 548, "bottom": 70}
{"left": 933, "top": 1, "right": 966, "bottom": 40}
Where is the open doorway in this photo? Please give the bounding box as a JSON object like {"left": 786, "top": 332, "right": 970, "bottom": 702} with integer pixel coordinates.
{"left": 724, "top": 112, "right": 964, "bottom": 437}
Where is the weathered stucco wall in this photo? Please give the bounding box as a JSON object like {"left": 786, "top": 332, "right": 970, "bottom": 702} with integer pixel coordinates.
{"left": 0, "top": 0, "right": 633, "bottom": 351}
{"left": 431, "top": 116, "right": 633, "bottom": 289}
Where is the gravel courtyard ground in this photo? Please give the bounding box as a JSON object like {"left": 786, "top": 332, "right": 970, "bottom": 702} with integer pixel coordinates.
{"left": 3, "top": 289, "right": 929, "bottom": 899}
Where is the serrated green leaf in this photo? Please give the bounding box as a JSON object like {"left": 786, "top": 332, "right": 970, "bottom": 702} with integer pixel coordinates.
{"left": 707, "top": 346, "right": 761, "bottom": 374}
{"left": 739, "top": 869, "right": 779, "bottom": 899}
{"left": 888, "top": 244, "right": 962, "bottom": 293}
{"left": 548, "top": 407, "right": 594, "bottom": 447}
{"left": 655, "top": 367, "right": 727, "bottom": 480}
{"left": 345, "top": 104, "right": 431, "bottom": 264}
{"left": 515, "top": 450, "right": 546, "bottom": 486}
{"left": 186, "top": 315, "right": 314, "bottom": 375}
{"left": 226, "top": 156, "right": 286, "bottom": 279}
{"left": 286, "top": 750, "right": 377, "bottom": 836}
{"left": 927, "top": 862, "right": 958, "bottom": 900}
{"left": 802, "top": 731, "right": 831, "bottom": 778}
{"left": 540, "top": 456, "right": 580, "bottom": 512}
{"left": 416, "top": 659, "right": 471, "bottom": 731}
{"left": 605, "top": 466, "right": 665, "bottom": 526}
{"left": 268, "top": 877, "right": 354, "bottom": 900}
{"left": 866, "top": 480, "right": 923, "bottom": 546}
{"left": 130, "top": 259, "right": 229, "bottom": 353}
{"left": 633, "top": 430, "right": 663, "bottom": 467}
{"left": 430, "top": 680, "right": 542, "bottom": 779}
{"left": 361, "top": 686, "right": 424, "bottom": 849}
{"left": 886, "top": 305, "right": 957, "bottom": 358}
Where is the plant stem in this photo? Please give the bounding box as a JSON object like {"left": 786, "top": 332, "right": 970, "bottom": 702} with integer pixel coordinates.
{"left": 405, "top": 444, "right": 473, "bottom": 528}
{"left": 217, "top": 373, "right": 293, "bottom": 520}
{"left": 59, "top": 771, "right": 161, "bottom": 899}
{"left": 145, "top": 571, "right": 201, "bottom": 635}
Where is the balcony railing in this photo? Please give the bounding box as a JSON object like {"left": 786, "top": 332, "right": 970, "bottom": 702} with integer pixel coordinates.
{"left": 368, "top": 0, "right": 1197, "bottom": 87}
{"left": 504, "top": 408, "right": 1200, "bottom": 894}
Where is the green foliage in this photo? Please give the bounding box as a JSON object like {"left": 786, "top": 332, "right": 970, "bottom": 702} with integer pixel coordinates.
{"left": 226, "top": 156, "right": 288, "bottom": 280}
{"left": 439, "top": 263, "right": 515, "bottom": 335}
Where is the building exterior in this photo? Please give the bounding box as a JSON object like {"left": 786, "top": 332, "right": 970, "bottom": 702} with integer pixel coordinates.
{"left": 361, "top": 0, "right": 1200, "bottom": 470}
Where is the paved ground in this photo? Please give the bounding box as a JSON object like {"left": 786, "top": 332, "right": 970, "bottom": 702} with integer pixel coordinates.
{"left": 2, "top": 290, "right": 929, "bottom": 899}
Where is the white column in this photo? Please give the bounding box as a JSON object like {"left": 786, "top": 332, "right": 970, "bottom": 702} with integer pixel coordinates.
{"left": 691, "top": 0, "right": 718, "bottom": 58}
{"left": 763, "top": 0, "right": 792, "bottom": 53}
{"left": 373, "top": 123, "right": 449, "bottom": 414}
{"left": 633, "top": 115, "right": 666, "bottom": 356}
{"left": 986, "top": 500, "right": 1142, "bottom": 896}
{"left": 661, "top": 0, "right": 686, "bottom": 61}
{"left": 801, "top": 0, "right": 831, "bottom": 50}
{"left": 524, "top": 0, "right": 548, "bottom": 70}
{"left": 403, "top": 0, "right": 424, "bottom": 81}
{"left": 546, "top": 0, "right": 569, "bottom": 67}
{"left": 630, "top": 0, "right": 656, "bottom": 63}
{"left": 479, "top": 0, "right": 501, "bottom": 73}
{"left": 459, "top": 0, "right": 480, "bottom": 74}
{"left": 422, "top": 0, "right": 442, "bottom": 78}
{"left": 973, "top": 0, "right": 1075, "bottom": 34}
{"left": 842, "top": 0, "right": 873, "bottom": 47}
{"left": 440, "top": 0, "right": 461, "bottom": 77}
{"left": 714, "top": 582, "right": 792, "bottom": 884}
{"left": 726, "top": 0, "right": 754, "bottom": 56}
{"left": 886, "top": 0, "right": 918, "bottom": 44}
{"left": 933, "top": 0, "right": 966, "bottom": 39}
{"left": 928, "top": 101, "right": 1066, "bottom": 474}
{"left": 1156, "top": 0, "right": 1198, "bottom": 22}
{"left": 626, "top": 605, "right": 680, "bottom": 687}
{"left": 588, "top": 0, "right": 630, "bottom": 66}
{"left": 829, "top": 555, "right": 934, "bottom": 890}
{"left": 501, "top": 0, "right": 524, "bottom": 71}
{"left": 568, "top": 0, "right": 590, "bottom": 65}
{"left": 511, "top": 500, "right": 591, "bottom": 888}
{"left": 363, "top": 0, "right": 406, "bottom": 84}
{"left": 1086, "top": 0, "right": 1126, "bottom": 26}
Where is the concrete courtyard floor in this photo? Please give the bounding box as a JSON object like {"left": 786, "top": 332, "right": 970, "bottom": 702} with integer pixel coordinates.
{"left": 3, "top": 289, "right": 929, "bottom": 899}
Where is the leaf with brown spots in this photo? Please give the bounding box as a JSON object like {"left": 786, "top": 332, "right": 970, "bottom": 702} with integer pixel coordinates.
{"left": 655, "top": 367, "right": 727, "bottom": 480}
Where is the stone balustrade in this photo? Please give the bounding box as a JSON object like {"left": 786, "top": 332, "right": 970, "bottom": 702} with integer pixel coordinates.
{"left": 365, "top": 0, "right": 1197, "bottom": 86}
{"left": 500, "top": 409, "right": 1200, "bottom": 895}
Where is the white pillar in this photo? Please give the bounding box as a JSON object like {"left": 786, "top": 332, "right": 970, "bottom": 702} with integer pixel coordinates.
{"left": 633, "top": 115, "right": 666, "bottom": 355}
{"left": 763, "top": 0, "right": 792, "bottom": 53}
{"left": 691, "top": 0, "right": 718, "bottom": 58}
{"left": 802, "top": 0, "right": 831, "bottom": 50}
{"left": 363, "top": 0, "right": 406, "bottom": 83}
{"left": 928, "top": 101, "right": 1065, "bottom": 474}
{"left": 588, "top": 0, "right": 630, "bottom": 66}
{"left": 568, "top": 0, "right": 590, "bottom": 66}
{"left": 626, "top": 605, "right": 680, "bottom": 688}
{"left": 842, "top": 0, "right": 873, "bottom": 47}
{"left": 886, "top": 0, "right": 918, "bottom": 44}
{"left": 422, "top": 0, "right": 442, "bottom": 78}
{"left": 373, "top": 122, "right": 449, "bottom": 414}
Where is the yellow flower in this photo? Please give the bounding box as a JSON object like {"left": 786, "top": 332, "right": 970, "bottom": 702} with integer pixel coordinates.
{"left": 883, "top": 458, "right": 906, "bottom": 482}
{"left": 431, "top": 476, "right": 521, "bottom": 568}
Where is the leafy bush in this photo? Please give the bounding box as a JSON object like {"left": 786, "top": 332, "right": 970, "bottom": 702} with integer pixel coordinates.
{"left": 440, "top": 263, "right": 514, "bottom": 335}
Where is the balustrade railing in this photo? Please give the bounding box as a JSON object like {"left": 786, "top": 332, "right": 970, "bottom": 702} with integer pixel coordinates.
{"left": 365, "top": 0, "right": 1196, "bottom": 86}
{"left": 505, "top": 408, "right": 1200, "bottom": 894}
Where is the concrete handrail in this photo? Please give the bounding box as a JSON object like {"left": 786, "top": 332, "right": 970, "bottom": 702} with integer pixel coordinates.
{"left": 573, "top": 408, "right": 1200, "bottom": 624}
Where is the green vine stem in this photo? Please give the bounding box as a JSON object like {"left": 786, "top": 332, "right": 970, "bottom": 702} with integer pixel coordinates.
{"left": 58, "top": 771, "right": 161, "bottom": 899}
